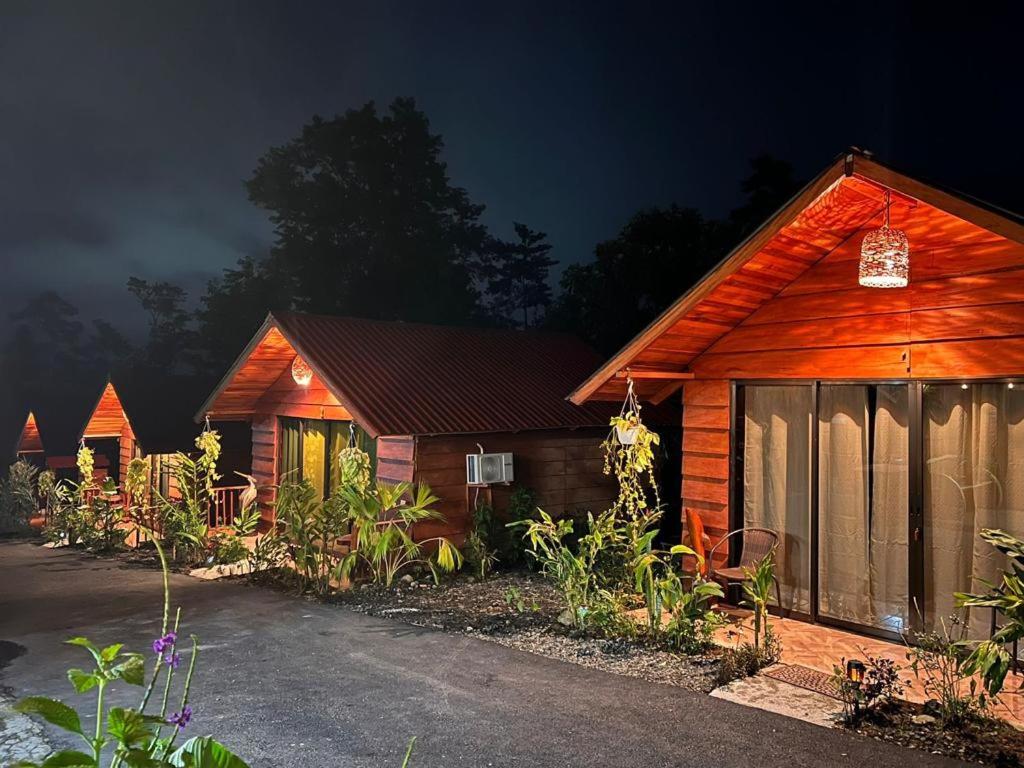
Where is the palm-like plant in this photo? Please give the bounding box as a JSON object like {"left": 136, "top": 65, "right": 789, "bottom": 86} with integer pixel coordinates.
{"left": 339, "top": 482, "right": 461, "bottom": 588}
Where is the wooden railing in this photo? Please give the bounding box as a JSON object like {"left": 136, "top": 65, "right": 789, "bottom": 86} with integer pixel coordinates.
{"left": 209, "top": 485, "right": 248, "bottom": 529}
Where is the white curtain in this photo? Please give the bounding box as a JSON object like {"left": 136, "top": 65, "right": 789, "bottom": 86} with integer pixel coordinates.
{"left": 924, "top": 384, "right": 1024, "bottom": 637}
{"left": 818, "top": 385, "right": 908, "bottom": 630}
{"left": 743, "top": 386, "right": 812, "bottom": 614}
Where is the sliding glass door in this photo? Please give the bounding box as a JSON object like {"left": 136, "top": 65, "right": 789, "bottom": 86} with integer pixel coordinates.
{"left": 735, "top": 381, "right": 1024, "bottom": 637}
{"left": 923, "top": 383, "right": 1024, "bottom": 637}
{"left": 278, "top": 418, "right": 378, "bottom": 498}
{"left": 740, "top": 386, "right": 812, "bottom": 614}
{"left": 817, "top": 385, "right": 908, "bottom": 632}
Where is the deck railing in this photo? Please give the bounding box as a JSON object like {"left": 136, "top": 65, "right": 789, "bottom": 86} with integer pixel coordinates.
{"left": 209, "top": 485, "right": 248, "bottom": 529}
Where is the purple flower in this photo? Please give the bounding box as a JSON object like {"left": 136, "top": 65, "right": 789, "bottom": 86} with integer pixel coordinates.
{"left": 164, "top": 652, "right": 181, "bottom": 669}
{"left": 152, "top": 632, "right": 177, "bottom": 655}
{"left": 167, "top": 706, "right": 192, "bottom": 731}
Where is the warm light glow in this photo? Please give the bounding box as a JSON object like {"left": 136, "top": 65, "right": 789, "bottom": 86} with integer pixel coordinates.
{"left": 846, "top": 659, "right": 865, "bottom": 685}
{"left": 859, "top": 190, "right": 909, "bottom": 288}
{"left": 291, "top": 355, "right": 313, "bottom": 386}
{"left": 961, "top": 383, "right": 970, "bottom": 390}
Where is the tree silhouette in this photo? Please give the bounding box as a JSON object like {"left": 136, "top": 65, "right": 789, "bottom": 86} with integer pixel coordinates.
{"left": 239, "top": 97, "right": 496, "bottom": 326}
{"left": 546, "top": 155, "right": 799, "bottom": 355}
{"left": 126, "top": 277, "right": 195, "bottom": 372}
{"left": 488, "top": 223, "right": 557, "bottom": 328}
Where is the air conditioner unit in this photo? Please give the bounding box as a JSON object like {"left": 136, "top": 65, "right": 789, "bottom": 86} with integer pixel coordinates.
{"left": 466, "top": 452, "right": 514, "bottom": 485}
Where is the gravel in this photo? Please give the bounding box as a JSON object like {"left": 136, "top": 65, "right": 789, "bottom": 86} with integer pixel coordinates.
{"left": 335, "top": 570, "right": 721, "bottom": 693}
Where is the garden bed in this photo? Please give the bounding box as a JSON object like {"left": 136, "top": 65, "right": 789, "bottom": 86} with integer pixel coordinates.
{"left": 334, "top": 571, "right": 720, "bottom": 693}
{"left": 849, "top": 701, "right": 1024, "bottom": 767}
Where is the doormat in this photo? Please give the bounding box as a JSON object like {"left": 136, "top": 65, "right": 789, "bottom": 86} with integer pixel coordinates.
{"left": 762, "top": 664, "right": 841, "bottom": 700}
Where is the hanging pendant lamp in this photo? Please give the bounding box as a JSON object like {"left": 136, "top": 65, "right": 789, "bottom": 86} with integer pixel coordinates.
{"left": 291, "top": 355, "right": 313, "bottom": 386}
{"left": 859, "top": 189, "right": 909, "bottom": 288}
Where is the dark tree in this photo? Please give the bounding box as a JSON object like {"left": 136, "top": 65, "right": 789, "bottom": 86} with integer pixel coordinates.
{"left": 1, "top": 291, "right": 130, "bottom": 410}
{"left": 194, "top": 255, "right": 289, "bottom": 374}
{"left": 488, "top": 223, "right": 557, "bottom": 328}
{"left": 546, "top": 154, "right": 801, "bottom": 355}
{"left": 546, "top": 206, "right": 718, "bottom": 354}
{"left": 127, "top": 277, "right": 195, "bottom": 372}
{"left": 240, "top": 97, "right": 495, "bottom": 325}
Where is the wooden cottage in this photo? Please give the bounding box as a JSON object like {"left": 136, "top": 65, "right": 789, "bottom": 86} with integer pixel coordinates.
{"left": 15, "top": 411, "right": 44, "bottom": 460}
{"left": 570, "top": 150, "right": 1024, "bottom": 639}
{"left": 197, "top": 312, "right": 620, "bottom": 539}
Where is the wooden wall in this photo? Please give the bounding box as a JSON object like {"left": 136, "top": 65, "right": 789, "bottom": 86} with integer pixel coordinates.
{"left": 377, "top": 436, "right": 414, "bottom": 484}
{"left": 249, "top": 367, "right": 353, "bottom": 521}
{"left": 690, "top": 234, "right": 1024, "bottom": 380}
{"left": 682, "top": 225, "right": 1024, "bottom": 558}
{"left": 412, "top": 428, "right": 615, "bottom": 541}
{"left": 118, "top": 422, "right": 135, "bottom": 487}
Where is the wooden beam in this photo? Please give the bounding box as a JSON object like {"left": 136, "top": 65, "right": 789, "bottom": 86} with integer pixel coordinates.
{"left": 615, "top": 370, "right": 695, "bottom": 380}
{"left": 650, "top": 379, "right": 686, "bottom": 405}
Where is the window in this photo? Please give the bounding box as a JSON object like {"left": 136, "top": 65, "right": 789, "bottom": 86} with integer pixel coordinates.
{"left": 278, "top": 418, "right": 377, "bottom": 497}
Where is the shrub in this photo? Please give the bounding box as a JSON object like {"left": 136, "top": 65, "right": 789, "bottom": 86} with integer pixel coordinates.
{"left": 499, "top": 486, "right": 538, "bottom": 568}
{"left": 339, "top": 481, "right": 462, "bottom": 588}
{"left": 82, "top": 477, "right": 129, "bottom": 552}
{"left": 832, "top": 655, "right": 906, "bottom": 723}
{"left": 955, "top": 528, "right": 1024, "bottom": 697}
{"left": 0, "top": 458, "right": 39, "bottom": 532}
{"left": 463, "top": 502, "right": 499, "bottom": 580}
{"left": 717, "top": 630, "right": 782, "bottom": 685}
{"left": 905, "top": 614, "right": 989, "bottom": 725}
{"left": 156, "top": 430, "right": 222, "bottom": 563}
{"left": 514, "top": 508, "right": 621, "bottom": 630}
{"left": 13, "top": 537, "right": 250, "bottom": 767}
{"left": 274, "top": 479, "right": 350, "bottom": 595}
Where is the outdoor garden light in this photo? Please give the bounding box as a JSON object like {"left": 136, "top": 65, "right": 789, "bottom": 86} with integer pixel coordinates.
{"left": 846, "top": 659, "right": 865, "bottom": 686}
{"left": 859, "top": 189, "right": 909, "bottom": 288}
{"left": 291, "top": 355, "right": 313, "bottom": 386}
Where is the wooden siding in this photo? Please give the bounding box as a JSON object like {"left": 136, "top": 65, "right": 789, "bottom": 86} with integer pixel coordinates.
{"left": 254, "top": 366, "right": 352, "bottom": 422}
{"left": 17, "top": 412, "right": 43, "bottom": 454}
{"left": 691, "top": 225, "right": 1024, "bottom": 380}
{"left": 251, "top": 414, "right": 277, "bottom": 520}
{"left": 412, "top": 429, "right": 615, "bottom": 541}
{"left": 118, "top": 421, "right": 136, "bottom": 487}
{"left": 681, "top": 380, "right": 730, "bottom": 562}
{"left": 377, "top": 436, "right": 415, "bottom": 484}
{"left": 83, "top": 382, "right": 128, "bottom": 438}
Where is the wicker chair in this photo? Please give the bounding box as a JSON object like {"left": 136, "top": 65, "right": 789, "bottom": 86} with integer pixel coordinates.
{"left": 707, "top": 527, "right": 783, "bottom": 615}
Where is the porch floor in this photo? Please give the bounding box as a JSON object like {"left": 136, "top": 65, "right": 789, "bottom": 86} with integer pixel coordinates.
{"left": 716, "top": 608, "right": 1024, "bottom": 728}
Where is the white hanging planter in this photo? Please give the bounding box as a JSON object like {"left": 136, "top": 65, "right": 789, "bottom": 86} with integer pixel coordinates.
{"left": 616, "top": 425, "right": 639, "bottom": 445}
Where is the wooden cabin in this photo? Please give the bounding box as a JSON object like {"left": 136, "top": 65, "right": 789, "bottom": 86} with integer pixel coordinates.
{"left": 15, "top": 411, "right": 44, "bottom": 460}
{"left": 571, "top": 150, "right": 1024, "bottom": 639}
{"left": 197, "top": 312, "right": 620, "bottom": 540}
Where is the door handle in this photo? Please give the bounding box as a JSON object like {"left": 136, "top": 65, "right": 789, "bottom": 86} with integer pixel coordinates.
{"left": 913, "top": 526, "right": 922, "bottom": 542}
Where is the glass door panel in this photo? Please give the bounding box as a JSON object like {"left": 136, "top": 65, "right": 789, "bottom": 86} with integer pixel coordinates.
{"left": 741, "top": 386, "right": 812, "bottom": 614}
{"left": 817, "top": 385, "right": 908, "bottom": 632}
{"left": 301, "top": 420, "right": 327, "bottom": 498}
{"left": 923, "top": 383, "right": 1024, "bottom": 636}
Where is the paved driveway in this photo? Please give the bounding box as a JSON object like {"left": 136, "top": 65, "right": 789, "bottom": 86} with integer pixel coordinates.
{"left": 0, "top": 541, "right": 967, "bottom": 767}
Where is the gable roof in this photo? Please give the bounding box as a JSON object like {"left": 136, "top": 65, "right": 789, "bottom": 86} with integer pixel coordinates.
{"left": 199, "top": 312, "right": 618, "bottom": 437}
{"left": 17, "top": 411, "right": 43, "bottom": 454}
{"left": 570, "top": 150, "right": 1024, "bottom": 404}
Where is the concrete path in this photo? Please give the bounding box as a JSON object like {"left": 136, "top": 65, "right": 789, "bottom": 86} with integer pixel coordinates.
{"left": 0, "top": 541, "right": 968, "bottom": 767}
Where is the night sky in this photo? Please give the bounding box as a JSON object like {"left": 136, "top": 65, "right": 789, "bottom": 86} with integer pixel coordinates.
{"left": 2, "top": 1, "right": 1021, "bottom": 339}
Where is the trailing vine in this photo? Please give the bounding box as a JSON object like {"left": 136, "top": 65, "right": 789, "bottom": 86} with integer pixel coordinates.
{"left": 601, "top": 377, "right": 661, "bottom": 518}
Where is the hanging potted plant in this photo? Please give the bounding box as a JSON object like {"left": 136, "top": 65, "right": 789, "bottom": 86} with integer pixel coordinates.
{"left": 602, "top": 377, "right": 661, "bottom": 518}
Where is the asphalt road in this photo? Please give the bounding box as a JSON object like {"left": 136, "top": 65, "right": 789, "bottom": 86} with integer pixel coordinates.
{"left": 0, "top": 541, "right": 968, "bottom": 767}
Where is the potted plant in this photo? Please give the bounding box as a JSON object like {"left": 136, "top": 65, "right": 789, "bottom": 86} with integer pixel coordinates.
{"left": 613, "top": 412, "right": 641, "bottom": 445}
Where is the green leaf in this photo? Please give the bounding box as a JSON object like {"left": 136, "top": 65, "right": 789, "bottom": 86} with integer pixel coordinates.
{"left": 107, "top": 707, "right": 156, "bottom": 747}
{"left": 40, "top": 749, "right": 96, "bottom": 767}
{"left": 67, "top": 668, "right": 100, "bottom": 694}
{"left": 167, "top": 737, "right": 250, "bottom": 768}
{"left": 100, "top": 643, "right": 124, "bottom": 662}
{"left": 65, "top": 637, "right": 103, "bottom": 666}
{"left": 111, "top": 653, "right": 146, "bottom": 686}
{"left": 119, "top": 750, "right": 164, "bottom": 768}
{"left": 15, "top": 697, "right": 84, "bottom": 735}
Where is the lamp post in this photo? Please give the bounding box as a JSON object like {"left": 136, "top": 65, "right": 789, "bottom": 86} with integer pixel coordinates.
{"left": 846, "top": 659, "right": 866, "bottom": 717}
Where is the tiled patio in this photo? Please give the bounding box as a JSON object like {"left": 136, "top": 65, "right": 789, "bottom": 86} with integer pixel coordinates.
{"left": 717, "top": 609, "right": 1024, "bottom": 728}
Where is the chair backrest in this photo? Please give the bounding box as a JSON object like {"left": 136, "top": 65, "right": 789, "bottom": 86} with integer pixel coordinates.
{"left": 684, "top": 508, "right": 708, "bottom": 577}
{"left": 737, "top": 527, "right": 779, "bottom": 570}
